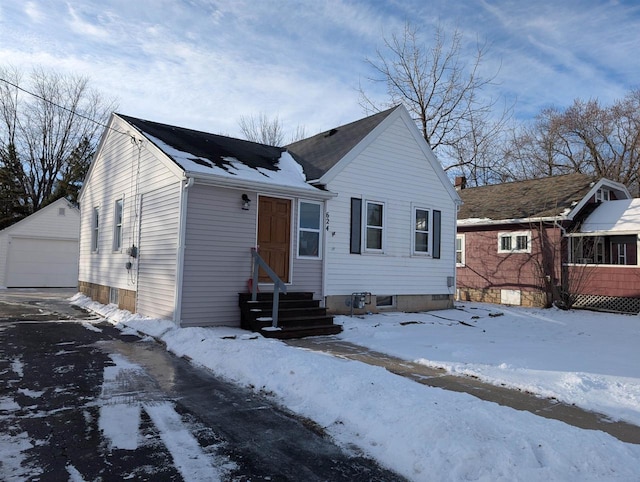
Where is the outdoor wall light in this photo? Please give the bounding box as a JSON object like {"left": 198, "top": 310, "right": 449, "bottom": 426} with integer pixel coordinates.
{"left": 242, "top": 194, "right": 251, "bottom": 210}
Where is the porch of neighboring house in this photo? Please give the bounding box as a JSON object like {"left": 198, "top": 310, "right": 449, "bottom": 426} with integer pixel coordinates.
{"left": 567, "top": 234, "right": 640, "bottom": 313}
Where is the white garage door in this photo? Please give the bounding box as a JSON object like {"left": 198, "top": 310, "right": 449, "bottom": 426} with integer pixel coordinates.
{"left": 5, "top": 236, "right": 79, "bottom": 287}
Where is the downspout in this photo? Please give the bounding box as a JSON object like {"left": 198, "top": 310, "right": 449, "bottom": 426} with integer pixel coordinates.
{"left": 453, "top": 203, "right": 460, "bottom": 305}
{"left": 174, "top": 176, "right": 194, "bottom": 327}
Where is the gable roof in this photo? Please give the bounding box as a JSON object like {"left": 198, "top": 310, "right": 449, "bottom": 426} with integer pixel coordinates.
{"left": 286, "top": 106, "right": 398, "bottom": 181}
{"left": 0, "top": 198, "right": 79, "bottom": 235}
{"left": 457, "top": 173, "right": 597, "bottom": 224}
{"left": 96, "top": 107, "right": 459, "bottom": 204}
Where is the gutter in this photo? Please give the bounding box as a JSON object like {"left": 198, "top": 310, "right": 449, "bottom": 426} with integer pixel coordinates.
{"left": 185, "top": 171, "right": 337, "bottom": 201}
{"left": 565, "top": 231, "right": 640, "bottom": 237}
{"left": 457, "top": 215, "right": 568, "bottom": 228}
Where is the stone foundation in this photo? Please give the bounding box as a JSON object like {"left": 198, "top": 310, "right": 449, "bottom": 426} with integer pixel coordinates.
{"left": 78, "top": 281, "right": 136, "bottom": 313}
{"left": 325, "top": 293, "right": 453, "bottom": 315}
{"left": 456, "top": 287, "right": 548, "bottom": 308}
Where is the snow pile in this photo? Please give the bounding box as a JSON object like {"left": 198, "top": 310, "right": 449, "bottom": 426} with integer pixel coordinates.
{"left": 71, "top": 294, "right": 640, "bottom": 481}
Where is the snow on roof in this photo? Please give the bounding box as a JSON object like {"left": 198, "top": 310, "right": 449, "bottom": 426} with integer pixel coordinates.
{"left": 580, "top": 198, "right": 640, "bottom": 234}
{"left": 145, "top": 132, "right": 317, "bottom": 191}
{"left": 457, "top": 217, "right": 494, "bottom": 226}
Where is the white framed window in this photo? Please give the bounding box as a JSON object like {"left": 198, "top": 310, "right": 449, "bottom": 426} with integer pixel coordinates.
{"left": 498, "top": 231, "right": 531, "bottom": 254}
{"left": 596, "top": 188, "right": 611, "bottom": 202}
{"left": 113, "top": 199, "right": 123, "bottom": 251}
{"left": 298, "top": 200, "right": 322, "bottom": 258}
{"left": 91, "top": 207, "right": 99, "bottom": 252}
{"left": 413, "top": 207, "right": 430, "bottom": 255}
{"left": 365, "top": 201, "right": 384, "bottom": 251}
{"left": 456, "top": 234, "right": 465, "bottom": 266}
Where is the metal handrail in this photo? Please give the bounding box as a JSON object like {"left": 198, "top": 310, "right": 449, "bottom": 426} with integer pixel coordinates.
{"left": 250, "top": 248, "right": 287, "bottom": 328}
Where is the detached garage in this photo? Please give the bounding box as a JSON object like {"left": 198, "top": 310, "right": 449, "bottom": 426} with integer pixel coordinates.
{"left": 0, "top": 198, "right": 80, "bottom": 288}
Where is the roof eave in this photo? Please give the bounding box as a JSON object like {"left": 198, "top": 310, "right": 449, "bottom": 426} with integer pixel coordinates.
{"left": 184, "top": 171, "right": 337, "bottom": 200}
{"left": 457, "top": 214, "right": 567, "bottom": 227}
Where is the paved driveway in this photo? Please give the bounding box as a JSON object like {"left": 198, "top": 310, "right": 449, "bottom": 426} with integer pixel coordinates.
{"left": 0, "top": 290, "right": 403, "bottom": 481}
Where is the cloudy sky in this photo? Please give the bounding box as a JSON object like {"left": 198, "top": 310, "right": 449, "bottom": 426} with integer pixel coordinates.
{"left": 1, "top": 0, "right": 639, "bottom": 140}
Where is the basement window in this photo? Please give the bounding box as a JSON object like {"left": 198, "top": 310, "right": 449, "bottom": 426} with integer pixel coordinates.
{"left": 376, "top": 295, "right": 394, "bottom": 308}
{"left": 109, "top": 287, "right": 119, "bottom": 305}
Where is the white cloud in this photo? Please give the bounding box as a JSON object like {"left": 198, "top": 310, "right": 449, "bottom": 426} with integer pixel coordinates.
{"left": 24, "top": 2, "right": 44, "bottom": 23}
{"left": 66, "top": 3, "right": 110, "bottom": 40}
{"left": 1, "top": 0, "right": 639, "bottom": 137}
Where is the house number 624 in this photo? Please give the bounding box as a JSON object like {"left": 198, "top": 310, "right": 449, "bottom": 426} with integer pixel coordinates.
{"left": 325, "top": 212, "right": 330, "bottom": 231}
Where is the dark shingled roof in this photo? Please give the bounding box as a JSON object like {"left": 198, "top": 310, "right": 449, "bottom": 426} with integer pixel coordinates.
{"left": 286, "top": 106, "right": 399, "bottom": 180}
{"left": 118, "top": 114, "right": 286, "bottom": 172}
{"left": 457, "top": 173, "right": 596, "bottom": 221}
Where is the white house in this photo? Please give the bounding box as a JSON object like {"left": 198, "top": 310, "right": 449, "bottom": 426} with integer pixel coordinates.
{"left": 287, "top": 106, "right": 462, "bottom": 313}
{"left": 0, "top": 198, "right": 80, "bottom": 288}
{"left": 78, "top": 105, "right": 461, "bottom": 335}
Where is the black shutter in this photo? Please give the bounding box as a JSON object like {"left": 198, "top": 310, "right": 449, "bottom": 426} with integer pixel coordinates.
{"left": 433, "top": 210, "right": 441, "bottom": 259}
{"left": 350, "top": 198, "right": 362, "bottom": 254}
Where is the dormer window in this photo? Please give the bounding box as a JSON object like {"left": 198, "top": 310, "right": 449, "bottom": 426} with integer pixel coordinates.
{"left": 596, "top": 188, "right": 610, "bottom": 202}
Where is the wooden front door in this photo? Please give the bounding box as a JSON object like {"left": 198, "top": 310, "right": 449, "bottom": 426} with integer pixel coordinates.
{"left": 257, "top": 196, "right": 291, "bottom": 283}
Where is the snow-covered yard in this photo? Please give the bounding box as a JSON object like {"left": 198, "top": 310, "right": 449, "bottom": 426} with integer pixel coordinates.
{"left": 74, "top": 296, "right": 640, "bottom": 481}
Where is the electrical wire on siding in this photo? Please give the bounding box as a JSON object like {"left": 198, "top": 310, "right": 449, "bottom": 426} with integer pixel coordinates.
{"left": 127, "top": 136, "right": 143, "bottom": 287}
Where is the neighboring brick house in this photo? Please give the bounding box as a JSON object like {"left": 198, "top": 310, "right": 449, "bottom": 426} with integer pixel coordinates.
{"left": 455, "top": 173, "right": 635, "bottom": 310}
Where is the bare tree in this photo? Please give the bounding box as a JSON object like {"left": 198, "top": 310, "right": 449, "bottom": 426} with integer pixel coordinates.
{"left": 359, "top": 22, "right": 510, "bottom": 181}
{"left": 238, "top": 113, "right": 285, "bottom": 146}
{"left": 505, "top": 91, "right": 640, "bottom": 193}
{"left": 238, "top": 112, "right": 307, "bottom": 146}
{"left": 0, "top": 66, "right": 116, "bottom": 225}
{"left": 447, "top": 107, "right": 513, "bottom": 185}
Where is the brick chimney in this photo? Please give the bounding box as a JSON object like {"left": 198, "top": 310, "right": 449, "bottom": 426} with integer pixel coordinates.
{"left": 454, "top": 176, "right": 467, "bottom": 190}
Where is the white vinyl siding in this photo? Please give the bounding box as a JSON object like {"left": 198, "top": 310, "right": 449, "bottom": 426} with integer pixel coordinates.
{"left": 135, "top": 185, "right": 181, "bottom": 320}
{"left": 180, "top": 185, "right": 323, "bottom": 327}
{"left": 78, "top": 115, "right": 183, "bottom": 299}
{"left": 324, "top": 113, "right": 457, "bottom": 296}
